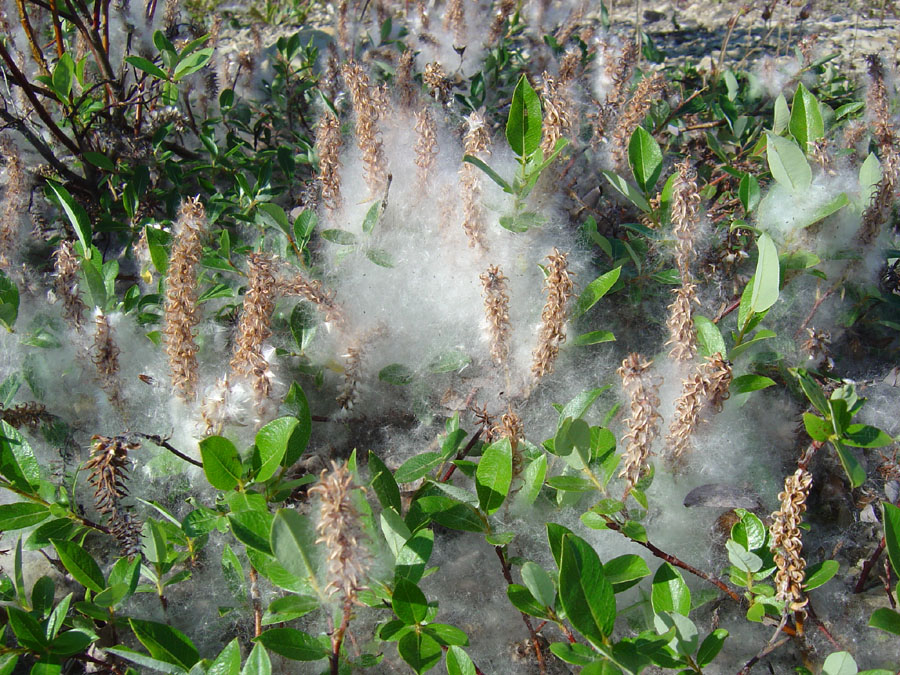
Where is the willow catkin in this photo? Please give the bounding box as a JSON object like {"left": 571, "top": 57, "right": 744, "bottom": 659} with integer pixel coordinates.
{"left": 279, "top": 273, "right": 344, "bottom": 326}
{"left": 92, "top": 311, "right": 124, "bottom": 410}
{"left": 84, "top": 435, "right": 142, "bottom": 557}
{"left": 770, "top": 467, "right": 813, "bottom": 613}
{"left": 395, "top": 49, "right": 417, "bottom": 108}
{"left": 316, "top": 109, "right": 343, "bottom": 214}
{"left": 617, "top": 353, "right": 661, "bottom": 498}
{"left": 0, "top": 140, "right": 25, "bottom": 270}
{"left": 423, "top": 61, "right": 451, "bottom": 103}
{"left": 337, "top": 0, "right": 350, "bottom": 52}
{"left": 670, "top": 160, "right": 701, "bottom": 281}
{"left": 53, "top": 240, "right": 88, "bottom": 331}
{"left": 611, "top": 73, "right": 666, "bottom": 169}
{"left": 666, "top": 353, "right": 732, "bottom": 466}
{"left": 443, "top": 0, "right": 466, "bottom": 43}
{"left": 480, "top": 265, "right": 511, "bottom": 367}
{"left": 594, "top": 39, "right": 638, "bottom": 143}
{"left": 540, "top": 72, "right": 573, "bottom": 158}
{"left": 336, "top": 325, "right": 384, "bottom": 412}
{"left": 1, "top": 402, "right": 52, "bottom": 430}
{"left": 859, "top": 55, "right": 899, "bottom": 244}
{"left": 308, "top": 462, "right": 369, "bottom": 602}
{"left": 230, "top": 253, "right": 278, "bottom": 411}
{"left": 163, "top": 197, "right": 207, "bottom": 400}
{"left": 459, "top": 111, "right": 491, "bottom": 250}
{"left": 342, "top": 62, "right": 387, "bottom": 196}
{"left": 494, "top": 407, "right": 525, "bottom": 477}
{"left": 666, "top": 283, "right": 700, "bottom": 362}
{"left": 532, "top": 249, "right": 574, "bottom": 380}
{"left": 488, "top": 0, "right": 515, "bottom": 44}
{"left": 414, "top": 106, "right": 439, "bottom": 188}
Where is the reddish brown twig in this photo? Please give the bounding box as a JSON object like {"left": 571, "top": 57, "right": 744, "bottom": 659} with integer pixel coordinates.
{"left": 602, "top": 517, "right": 742, "bottom": 602}
{"left": 495, "top": 546, "right": 546, "bottom": 675}
{"left": 855, "top": 537, "right": 886, "bottom": 593}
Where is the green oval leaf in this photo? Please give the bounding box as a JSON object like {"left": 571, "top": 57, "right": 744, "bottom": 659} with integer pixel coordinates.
{"left": 521, "top": 562, "right": 556, "bottom": 608}
{"left": 506, "top": 75, "right": 542, "bottom": 157}
{"left": 199, "top": 436, "right": 242, "bottom": 491}
{"left": 574, "top": 267, "right": 621, "bottom": 318}
{"left": 749, "top": 232, "right": 780, "bottom": 315}
{"left": 804, "top": 559, "right": 839, "bottom": 591}
{"left": 766, "top": 133, "right": 811, "bottom": 193}
{"left": 392, "top": 578, "right": 428, "bottom": 625}
{"left": 45, "top": 181, "right": 92, "bottom": 260}
{"left": 0, "top": 502, "right": 49, "bottom": 531}
{"left": 628, "top": 127, "right": 663, "bottom": 192}
{"left": 270, "top": 509, "right": 320, "bottom": 582}
{"left": 476, "top": 438, "right": 512, "bottom": 514}
{"left": 255, "top": 628, "right": 326, "bottom": 661}
{"left": 254, "top": 417, "right": 298, "bottom": 482}
{"left": 52, "top": 540, "right": 105, "bottom": 592}
{"left": 789, "top": 83, "right": 824, "bottom": 153}
{"left": 651, "top": 562, "right": 691, "bottom": 616}
{"left": 129, "top": 618, "right": 200, "bottom": 670}
{"left": 558, "top": 533, "right": 616, "bottom": 647}
{"left": 321, "top": 229, "right": 357, "bottom": 245}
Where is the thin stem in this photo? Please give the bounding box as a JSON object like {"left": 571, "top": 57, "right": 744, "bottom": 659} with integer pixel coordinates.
{"left": 854, "top": 537, "right": 885, "bottom": 593}
{"left": 0, "top": 477, "right": 111, "bottom": 535}
{"left": 134, "top": 433, "right": 203, "bottom": 467}
{"left": 440, "top": 428, "right": 482, "bottom": 483}
{"left": 330, "top": 598, "right": 352, "bottom": 675}
{"left": 495, "top": 546, "right": 547, "bottom": 675}
{"left": 0, "top": 42, "right": 82, "bottom": 156}
{"left": 248, "top": 566, "right": 262, "bottom": 638}
{"left": 603, "top": 517, "right": 742, "bottom": 602}
{"left": 14, "top": 0, "right": 50, "bottom": 76}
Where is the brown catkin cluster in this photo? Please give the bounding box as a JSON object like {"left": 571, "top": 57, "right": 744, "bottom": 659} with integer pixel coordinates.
{"left": 316, "top": 109, "right": 343, "bottom": 214}
{"left": 92, "top": 312, "right": 123, "bottom": 409}
{"left": 488, "top": 0, "right": 515, "bottom": 44}
{"left": 558, "top": 48, "right": 581, "bottom": 84}
{"left": 610, "top": 73, "right": 666, "bottom": 169}
{"left": 395, "top": 50, "right": 417, "bottom": 108}
{"left": 670, "top": 160, "right": 701, "bottom": 280}
{"left": 0, "top": 140, "right": 25, "bottom": 269}
{"left": 480, "top": 265, "right": 511, "bottom": 367}
{"left": 667, "top": 160, "right": 702, "bottom": 361}
{"left": 342, "top": 62, "right": 388, "bottom": 196}
{"left": 859, "top": 56, "right": 899, "bottom": 244}
{"left": 1, "top": 402, "right": 52, "bottom": 430}
{"left": 495, "top": 407, "right": 525, "bottom": 476}
{"left": 280, "top": 274, "right": 344, "bottom": 326}
{"left": 230, "top": 253, "right": 278, "bottom": 411}
{"left": 308, "top": 462, "right": 369, "bottom": 602}
{"left": 540, "top": 72, "right": 573, "bottom": 158}
{"left": 337, "top": 338, "right": 373, "bottom": 412}
{"left": 84, "top": 435, "right": 142, "bottom": 557}
{"left": 770, "top": 467, "right": 813, "bottom": 612}
{"left": 164, "top": 197, "right": 207, "bottom": 400}
{"left": 423, "top": 61, "right": 451, "bottom": 103}
{"left": 459, "top": 111, "right": 491, "bottom": 250}
{"left": 666, "top": 283, "right": 700, "bottom": 361}
{"left": 617, "top": 353, "right": 662, "bottom": 497}
{"left": 414, "top": 106, "right": 439, "bottom": 188}
{"left": 594, "top": 39, "right": 638, "bottom": 142}
{"left": 666, "top": 352, "right": 732, "bottom": 466}
{"left": 337, "top": 0, "right": 350, "bottom": 52}
{"left": 443, "top": 0, "right": 466, "bottom": 43}
{"left": 53, "top": 240, "right": 88, "bottom": 331}
{"left": 532, "top": 249, "right": 575, "bottom": 380}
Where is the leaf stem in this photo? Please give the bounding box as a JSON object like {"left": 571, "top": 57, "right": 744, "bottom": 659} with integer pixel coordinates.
{"left": 494, "top": 545, "right": 547, "bottom": 675}
{"left": 603, "top": 517, "right": 742, "bottom": 602}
